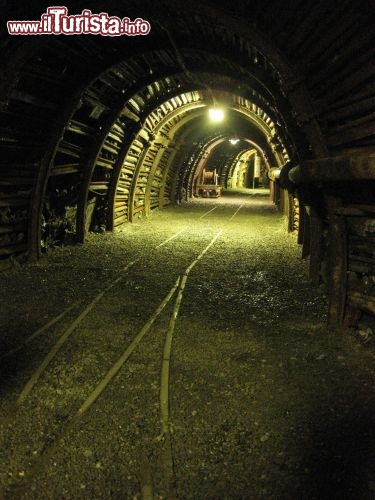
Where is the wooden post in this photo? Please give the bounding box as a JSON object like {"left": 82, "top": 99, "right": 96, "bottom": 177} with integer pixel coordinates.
{"left": 308, "top": 206, "right": 322, "bottom": 284}
{"left": 128, "top": 142, "right": 149, "bottom": 222}
{"left": 301, "top": 208, "right": 310, "bottom": 258}
{"left": 287, "top": 193, "right": 294, "bottom": 233}
{"left": 159, "top": 145, "right": 177, "bottom": 209}
{"left": 297, "top": 202, "right": 305, "bottom": 245}
{"left": 327, "top": 197, "right": 347, "bottom": 325}
{"left": 144, "top": 141, "right": 167, "bottom": 215}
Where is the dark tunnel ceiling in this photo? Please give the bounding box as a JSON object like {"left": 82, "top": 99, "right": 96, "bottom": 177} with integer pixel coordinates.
{"left": 1, "top": 0, "right": 375, "bottom": 260}
{"left": 4, "top": 0, "right": 374, "bottom": 157}
{"left": 0, "top": 0, "right": 319, "bottom": 157}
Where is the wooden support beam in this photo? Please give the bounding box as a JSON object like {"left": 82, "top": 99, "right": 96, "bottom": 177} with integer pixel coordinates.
{"left": 159, "top": 146, "right": 178, "bottom": 209}
{"left": 301, "top": 209, "right": 311, "bottom": 259}
{"left": 327, "top": 198, "right": 347, "bottom": 326}
{"left": 28, "top": 95, "right": 83, "bottom": 261}
{"left": 106, "top": 126, "right": 138, "bottom": 231}
{"left": 287, "top": 193, "right": 294, "bottom": 233}
{"left": 297, "top": 202, "right": 305, "bottom": 246}
{"left": 144, "top": 144, "right": 167, "bottom": 216}
{"left": 128, "top": 142, "right": 149, "bottom": 222}
{"left": 309, "top": 207, "right": 323, "bottom": 285}
{"left": 76, "top": 103, "right": 125, "bottom": 243}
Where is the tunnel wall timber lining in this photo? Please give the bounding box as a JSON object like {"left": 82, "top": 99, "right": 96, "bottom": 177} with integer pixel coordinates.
{"left": 1, "top": 0, "right": 375, "bottom": 328}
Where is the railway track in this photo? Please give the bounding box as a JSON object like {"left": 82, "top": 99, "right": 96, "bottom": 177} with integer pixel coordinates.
{"left": 0, "top": 203, "right": 244, "bottom": 499}
{"left": 0, "top": 205, "right": 218, "bottom": 367}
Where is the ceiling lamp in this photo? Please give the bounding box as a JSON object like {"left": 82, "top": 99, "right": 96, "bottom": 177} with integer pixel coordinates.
{"left": 208, "top": 108, "right": 224, "bottom": 122}
{"left": 229, "top": 138, "right": 240, "bottom": 145}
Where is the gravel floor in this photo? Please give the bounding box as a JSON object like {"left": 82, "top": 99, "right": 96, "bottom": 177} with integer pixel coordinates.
{"left": 1, "top": 189, "right": 375, "bottom": 500}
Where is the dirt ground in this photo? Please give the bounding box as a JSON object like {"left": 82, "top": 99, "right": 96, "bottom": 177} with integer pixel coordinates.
{"left": 1, "top": 189, "right": 375, "bottom": 499}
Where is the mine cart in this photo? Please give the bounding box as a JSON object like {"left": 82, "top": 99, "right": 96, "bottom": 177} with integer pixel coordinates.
{"left": 195, "top": 169, "right": 221, "bottom": 198}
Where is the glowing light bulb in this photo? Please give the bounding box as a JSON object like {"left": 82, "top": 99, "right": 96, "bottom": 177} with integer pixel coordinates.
{"left": 208, "top": 108, "right": 224, "bottom": 122}
{"left": 229, "top": 138, "right": 239, "bottom": 145}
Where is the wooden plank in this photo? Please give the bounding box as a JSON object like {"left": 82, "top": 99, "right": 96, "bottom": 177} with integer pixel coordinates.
{"left": 10, "top": 89, "right": 57, "bottom": 110}
{"left": 51, "top": 164, "right": 80, "bottom": 175}
{"left": 306, "top": 15, "right": 368, "bottom": 88}
{"left": 349, "top": 236, "right": 375, "bottom": 249}
{"left": 0, "top": 223, "right": 26, "bottom": 234}
{"left": 319, "top": 96, "right": 375, "bottom": 122}
{"left": 327, "top": 114, "right": 375, "bottom": 147}
{"left": 95, "top": 157, "right": 115, "bottom": 169}
{"left": 89, "top": 182, "right": 108, "bottom": 191}
{"left": 347, "top": 292, "right": 375, "bottom": 315}
{"left": 113, "top": 214, "right": 128, "bottom": 225}
{"left": 101, "top": 142, "right": 119, "bottom": 155}
{"left": 0, "top": 242, "right": 27, "bottom": 256}
{"left": 347, "top": 204, "right": 375, "bottom": 214}
{"left": 316, "top": 55, "right": 375, "bottom": 105}
{"left": 296, "top": 1, "right": 354, "bottom": 67}
{"left": 334, "top": 207, "right": 365, "bottom": 216}
{"left": 66, "top": 120, "right": 96, "bottom": 136}
{"left": 349, "top": 255, "right": 375, "bottom": 266}
{"left": 0, "top": 197, "right": 29, "bottom": 207}
{"left": 57, "top": 141, "right": 82, "bottom": 158}
{"left": 349, "top": 262, "right": 375, "bottom": 273}
{"left": 0, "top": 177, "right": 34, "bottom": 186}
{"left": 317, "top": 80, "right": 375, "bottom": 116}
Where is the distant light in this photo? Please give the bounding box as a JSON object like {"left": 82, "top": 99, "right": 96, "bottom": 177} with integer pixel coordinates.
{"left": 208, "top": 108, "right": 224, "bottom": 122}
{"left": 229, "top": 138, "right": 240, "bottom": 145}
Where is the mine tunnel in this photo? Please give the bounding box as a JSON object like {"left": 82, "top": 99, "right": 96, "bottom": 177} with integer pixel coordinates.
{"left": 1, "top": 1, "right": 375, "bottom": 498}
